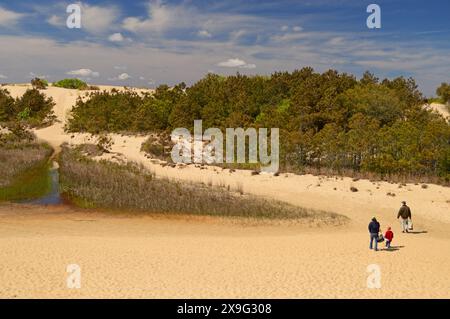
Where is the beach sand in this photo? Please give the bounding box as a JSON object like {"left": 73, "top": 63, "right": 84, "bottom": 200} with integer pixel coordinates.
{"left": 1, "top": 204, "right": 449, "bottom": 298}
{"left": 1, "top": 84, "right": 449, "bottom": 298}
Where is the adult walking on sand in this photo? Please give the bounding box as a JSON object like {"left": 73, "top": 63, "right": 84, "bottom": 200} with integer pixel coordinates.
{"left": 398, "top": 201, "right": 412, "bottom": 233}
{"left": 368, "top": 217, "right": 381, "bottom": 251}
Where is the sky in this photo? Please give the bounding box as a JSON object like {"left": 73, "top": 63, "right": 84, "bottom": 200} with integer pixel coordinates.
{"left": 0, "top": 0, "right": 449, "bottom": 96}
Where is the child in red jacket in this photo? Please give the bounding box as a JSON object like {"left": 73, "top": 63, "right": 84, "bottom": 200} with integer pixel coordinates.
{"left": 385, "top": 227, "right": 394, "bottom": 248}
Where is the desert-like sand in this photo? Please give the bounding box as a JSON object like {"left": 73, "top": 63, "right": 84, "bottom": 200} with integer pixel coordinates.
{"left": 0, "top": 84, "right": 449, "bottom": 298}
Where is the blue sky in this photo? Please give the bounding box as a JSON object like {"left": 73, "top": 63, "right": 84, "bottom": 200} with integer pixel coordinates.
{"left": 0, "top": 0, "right": 449, "bottom": 95}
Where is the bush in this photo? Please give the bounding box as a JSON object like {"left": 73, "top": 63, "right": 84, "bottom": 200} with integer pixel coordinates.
{"left": 141, "top": 134, "right": 173, "bottom": 161}
{"left": 53, "top": 78, "right": 88, "bottom": 90}
{"left": 14, "top": 89, "right": 56, "bottom": 127}
{"left": 67, "top": 90, "right": 145, "bottom": 133}
{"left": 436, "top": 83, "right": 450, "bottom": 104}
{"left": 0, "top": 88, "right": 15, "bottom": 122}
{"left": 31, "top": 78, "right": 48, "bottom": 90}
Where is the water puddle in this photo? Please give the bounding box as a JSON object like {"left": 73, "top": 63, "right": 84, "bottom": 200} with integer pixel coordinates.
{"left": 20, "top": 161, "right": 62, "bottom": 205}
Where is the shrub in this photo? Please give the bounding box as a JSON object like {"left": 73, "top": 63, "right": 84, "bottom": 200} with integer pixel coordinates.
{"left": 53, "top": 78, "right": 88, "bottom": 90}
{"left": 0, "top": 88, "right": 15, "bottom": 122}
{"left": 67, "top": 90, "right": 144, "bottom": 133}
{"left": 14, "top": 89, "right": 56, "bottom": 127}
{"left": 96, "top": 134, "right": 113, "bottom": 152}
{"left": 31, "top": 78, "right": 48, "bottom": 90}
{"left": 141, "top": 134, "right": 173, "bottom": 161}
{"left": 436, "top": 83, "right": 450, "bottom": 104}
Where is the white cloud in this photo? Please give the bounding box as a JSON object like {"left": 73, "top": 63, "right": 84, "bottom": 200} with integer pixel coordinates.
{"left": 0, "top": 74, "right": 7, "bottom": 79}
{"left": 293, "top": 26, "right": 303, "bottom": 32}
{"left": 79, "top": 3, "right": 119, "bottom": 34}
{"left": 0, "top": 6, "right": 24, "bottom": 26}
{"left": 122, "top": 0, "right": 174, "bottom": 33}
{"left": 118, "top": 73, "right": 131, "bottom": 80}
{"left": 114, "top": 65, "right": 127, "bottom": 70}
{"left": 197, "top": 30, "right": 212, "bottom": 38}
{"left": 47, "top": 14, "right": 63, "bottom": 27}
{"left": 270, "top": 32, "right": 310, "bottom": 43}
{"left": 67, "top": 68, "right": 100, "bottom": 77}
{"left": 27, "top": 72, "right": 49, "bottom": 79}
{"left": 217, "top": 58, "right": 256, "bottom": 69}
{"left": 122, "top": 0, "right": 263, "bottom": 38}
{"left": 109, "top": 73, "right": 131, "bottom": 81}
{"left": 281, "top": 25, "right": 289, "bottom": 32}
{"left": 108, "top": 33, "right": 124, "bottom": 42}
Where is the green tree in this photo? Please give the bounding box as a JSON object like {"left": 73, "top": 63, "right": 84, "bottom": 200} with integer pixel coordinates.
{"left": 0, "top": 88, "right": 15, "bottom": 122}
{"left": 436, "top": 82, "right": 450, "bottom": 103}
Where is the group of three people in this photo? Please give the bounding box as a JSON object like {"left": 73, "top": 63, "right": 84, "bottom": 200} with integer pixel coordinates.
{"left": 368, "top": 201, "right": 412, "bottom": 251}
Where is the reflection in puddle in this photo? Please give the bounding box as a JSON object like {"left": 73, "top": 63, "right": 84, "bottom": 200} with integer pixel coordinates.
{"left": 20, "top": 162, "right": 62, "bottom": 205}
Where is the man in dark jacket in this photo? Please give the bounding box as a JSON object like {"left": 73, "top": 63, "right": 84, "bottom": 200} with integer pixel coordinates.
{"left": 368, "top": 217, "right": 381, "bottom": 251}
{"left": 397, "top": 201, "right": 412, "bottom": 233}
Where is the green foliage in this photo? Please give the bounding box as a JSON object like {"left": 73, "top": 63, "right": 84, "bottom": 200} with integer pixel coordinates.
{"left": 31, "top": 77, "right": 48, "bottom": 90}
{"left": 53, "top": 78, "right": 88, "bottom": 90}
{"left": 66, "top": 68, "right": 450, "bottom": 182}
{"left": 17, "top": 107, "right": 31, "bottom": 120}
{"left": 436, "top": 82, "right": 450, "bottom": 104}
{"left": 0, "top": 88, "right": 15, "bottom": 122}
{"left": 14, "top": 89, "right": 56, "bottom": 127}
{"left": 1, "top": 88, "right": 55, "bottom": 127}
{"left": 0, "top": 128, "right": 53, "bottom": 201}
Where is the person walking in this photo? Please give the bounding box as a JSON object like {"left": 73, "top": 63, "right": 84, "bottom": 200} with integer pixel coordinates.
{"left": 368, "top": 217, "right": 381, "bottom": 251}
{"left": 384, "top": 227, "right": 394, "bottom": 248}
{"left": 397, "top": 201, "right": 412, "bottom": 233}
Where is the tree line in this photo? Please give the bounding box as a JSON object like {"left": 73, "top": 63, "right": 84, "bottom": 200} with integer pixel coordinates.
{"left": 62, "top": 69, "right": 449, "bottom": 182}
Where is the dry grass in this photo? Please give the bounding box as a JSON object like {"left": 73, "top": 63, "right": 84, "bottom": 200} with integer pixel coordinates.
{"left": 59, "top": 145, "right": 345, "bottom": 224}
{"left": 0, "top": 131, "right": 53, "bottom": 201}
{"left": 0, "top": 138, "right": 52, "bottom": 187}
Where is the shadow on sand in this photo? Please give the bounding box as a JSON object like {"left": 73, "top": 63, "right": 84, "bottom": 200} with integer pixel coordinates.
{"left": 406, "top": 230, "right": 428, "bottom": 234}
{"left": 382, "top": 245, "right": 405, "bottom": 252}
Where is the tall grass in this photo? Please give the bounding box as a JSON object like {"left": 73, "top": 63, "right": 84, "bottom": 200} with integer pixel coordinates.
{"left": 0, "top": 137, "right": 53, "bottom": 201}
{"left": 59, "top": 145, "right": 345, "bottom": 223}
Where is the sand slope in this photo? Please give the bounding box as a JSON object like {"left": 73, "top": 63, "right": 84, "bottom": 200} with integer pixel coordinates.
{"left": 0, "top": 205, "right": 449, "bottom": 298}
{"left": 1, "top": 84, "right": 449, "bottom": 298}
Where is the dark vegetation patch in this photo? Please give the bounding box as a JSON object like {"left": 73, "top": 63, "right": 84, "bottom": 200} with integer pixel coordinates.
{"left": 0, "top": 126, "right": 53, "bottom": 201}
{"left": 59, "top": 145, "right": 345, "bottom": 224}
{"left": 65, "top": 71, "right": 450, "bottom": 185}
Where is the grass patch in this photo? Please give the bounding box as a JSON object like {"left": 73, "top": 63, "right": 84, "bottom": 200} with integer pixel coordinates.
{"left": 59, "top": 145, "right": 345, "bottom": 224}
{"left": 0, "top": 160, "right": 52, "bottom": 201}
{"left": 0, "top": 139, "right": 53, "bottom": 201}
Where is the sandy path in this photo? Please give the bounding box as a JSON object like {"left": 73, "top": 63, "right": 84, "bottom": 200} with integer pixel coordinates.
{"left": 0, "top": 205, "right": 449, "bottom": 298}
{"left": 1, "top": 85, "right": 449, "bottom": 298}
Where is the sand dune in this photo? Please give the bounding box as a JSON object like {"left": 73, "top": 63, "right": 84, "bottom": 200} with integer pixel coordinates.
{"left": 1, "top": 84, "right": 449, "bottom": 298}
{"left": 0, "top": 205, "right": 449, "bottom": 298}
